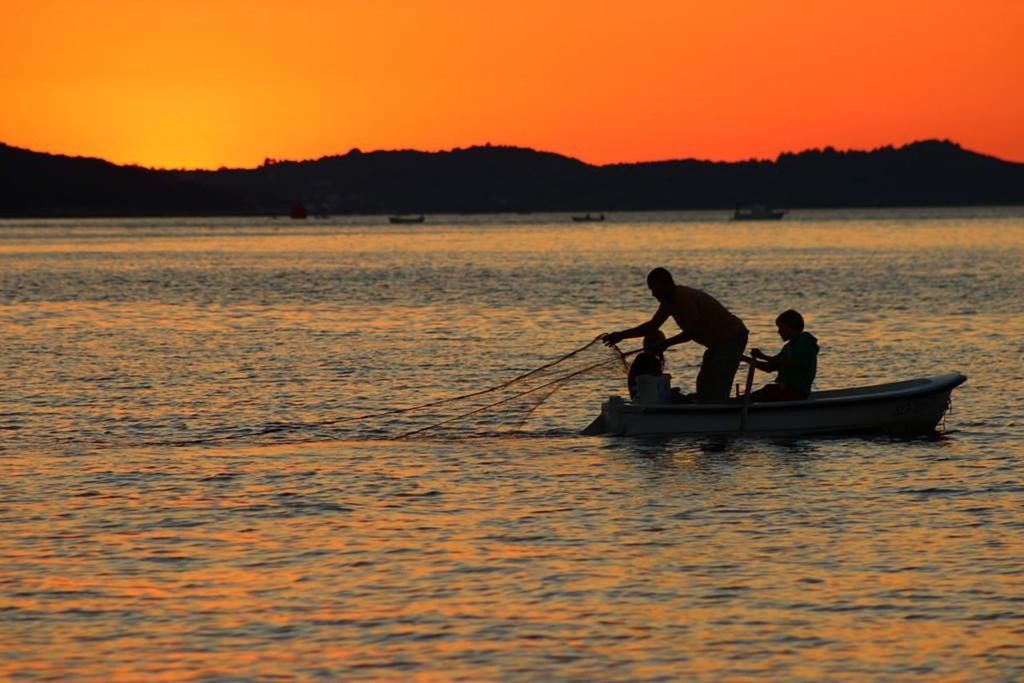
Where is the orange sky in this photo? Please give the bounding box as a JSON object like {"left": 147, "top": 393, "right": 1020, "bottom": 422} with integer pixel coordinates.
{"left": 2, "top": 0, "right": 1021, "bottom": 169}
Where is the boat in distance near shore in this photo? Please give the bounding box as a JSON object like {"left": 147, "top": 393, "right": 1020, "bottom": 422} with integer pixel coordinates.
{"left": 584, "top": 373, "right": 966, "bottom": 437}
{"left": 733, "top": 204, "right": 786, "bottom": 220}
{"left": 571, "top": 213, "right": 605, "bottom": 222}
{"left": 389, "top": 215, "right": 426, "bottom": 224}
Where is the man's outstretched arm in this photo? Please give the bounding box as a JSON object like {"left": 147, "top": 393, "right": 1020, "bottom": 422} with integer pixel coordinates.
{"left": 660, "top": 330, "right": 694, "bottom": 350}
{"left": 602, "top": 308, "right": 669, "bottom": 346}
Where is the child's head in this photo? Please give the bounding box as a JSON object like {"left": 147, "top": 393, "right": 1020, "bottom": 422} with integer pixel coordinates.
{"left": 775, "top": 309, "right": 805, "bottom": 341}
{"left": 643, "top": 329, "right": 666, "bottom": 353}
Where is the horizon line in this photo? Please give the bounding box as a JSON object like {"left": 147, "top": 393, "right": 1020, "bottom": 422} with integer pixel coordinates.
{"left": 2, "top": 137, "right": 1018, "bottom": 173}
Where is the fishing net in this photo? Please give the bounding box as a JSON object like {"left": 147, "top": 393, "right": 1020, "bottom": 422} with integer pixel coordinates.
{"left": 332, "top": 336, "right": 633, "bottom": 439}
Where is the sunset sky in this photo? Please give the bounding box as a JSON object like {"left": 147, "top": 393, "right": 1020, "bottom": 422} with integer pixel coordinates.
{"left": 2, "top": 0, "right": 1021, "bottom": 169}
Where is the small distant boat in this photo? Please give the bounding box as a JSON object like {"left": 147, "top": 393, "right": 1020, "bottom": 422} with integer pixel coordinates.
{"left": 289, "top": 202, "right": 308, "bottom": 219}
{"left": 389, "top": 215, "right": 425, "bottom": 224}
{"left": 571, "top": 213, "right": 605, "bottom": 222}
{"left": 585, "top": 373, "right": 966, "bottom": 437}
{"left": 733, "top": 204, "right": 785, "bottom": 221}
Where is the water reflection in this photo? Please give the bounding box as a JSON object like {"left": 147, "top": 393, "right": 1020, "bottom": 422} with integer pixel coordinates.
{"left": 1, "top": 211, "right": 1022, "bottom": 680}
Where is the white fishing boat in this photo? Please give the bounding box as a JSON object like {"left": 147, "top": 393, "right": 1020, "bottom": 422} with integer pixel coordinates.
{"left": 586, "top": 373, "right": 966, "bottom": 437}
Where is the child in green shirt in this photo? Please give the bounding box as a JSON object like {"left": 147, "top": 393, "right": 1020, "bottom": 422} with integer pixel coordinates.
{"left": 750, "top": 309, "right": 818, "bottom": 401}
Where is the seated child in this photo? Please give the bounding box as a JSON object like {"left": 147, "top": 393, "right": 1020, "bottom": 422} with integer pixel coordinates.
{"left": 628, "top": 330, "right": 666, "bottom": 400}
{"left": 749, "top": 309, "right": 818, "bottom": 401}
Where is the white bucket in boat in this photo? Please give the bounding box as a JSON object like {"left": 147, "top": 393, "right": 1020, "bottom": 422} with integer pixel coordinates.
{"left": 636, "top": 374, "right": 672, "bottom": 404}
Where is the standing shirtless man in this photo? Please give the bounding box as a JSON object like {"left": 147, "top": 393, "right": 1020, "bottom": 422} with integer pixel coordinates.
{"left": 602, "top": 267, "right": 748, "bottom": 403}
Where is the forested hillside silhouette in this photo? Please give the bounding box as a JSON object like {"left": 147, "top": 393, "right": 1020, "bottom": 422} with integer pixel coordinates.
{"left": 1, "top": 140, "right": 1021, "bottom": 217}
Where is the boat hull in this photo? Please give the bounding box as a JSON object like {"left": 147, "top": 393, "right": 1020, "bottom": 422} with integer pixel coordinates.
{"left": 733, "top": 211, "right": 785, "bottom": 221}
{"left": 595, "top": 373, "right": 966, "bottom": 437}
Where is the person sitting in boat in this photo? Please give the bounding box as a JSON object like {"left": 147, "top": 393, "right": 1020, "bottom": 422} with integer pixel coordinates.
{"left": 749, "top": 309, "right": 819, "bottom": 401}
{"left": 603, "top": 267, "right": 748, "bottom": 403}
{"left": 627, "top": 330, "right": 666, "bottom": 399}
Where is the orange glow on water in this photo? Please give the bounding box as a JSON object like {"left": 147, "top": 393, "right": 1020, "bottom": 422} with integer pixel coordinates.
{"left": 2, "top": 215, "right": 1023, "bottom": 678}
{"left": 1, "top": 1, "right": 1021, "bottom": 168}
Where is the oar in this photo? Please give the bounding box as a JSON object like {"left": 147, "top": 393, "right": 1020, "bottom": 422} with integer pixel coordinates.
{"left": 738, "top": 354, "right": 756, "bottom": 434}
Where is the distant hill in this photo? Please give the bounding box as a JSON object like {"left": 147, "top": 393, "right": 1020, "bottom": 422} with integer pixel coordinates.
{"left": 1, "top": 139, "right": 1022, "bottom": 217}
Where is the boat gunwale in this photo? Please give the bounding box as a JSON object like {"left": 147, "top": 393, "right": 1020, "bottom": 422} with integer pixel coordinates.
{"left": 618, "top": 373, "right": 966, "bottom": 415}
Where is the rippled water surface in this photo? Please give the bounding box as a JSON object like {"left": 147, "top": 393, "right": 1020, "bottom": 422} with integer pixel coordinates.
{"left": 2, "top": 209, "right": 1023, "bottom": 680}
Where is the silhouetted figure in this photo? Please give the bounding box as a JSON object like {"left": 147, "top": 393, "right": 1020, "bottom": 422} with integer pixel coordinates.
{"left": 749, "top": 309, "right": 819, "bottom": 401}
{"left": 290, "top": 201, "right": 307, "bottom": 219}
{"left": 627, "top": 330, "right": 666, "bottom": 399}
{"left": 603, "top": 267, "right": 748, "bottom": 403}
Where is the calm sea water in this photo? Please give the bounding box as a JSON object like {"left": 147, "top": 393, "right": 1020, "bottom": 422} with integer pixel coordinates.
{"left": 2, "top": 209, "right": 1023, "bottom": 681}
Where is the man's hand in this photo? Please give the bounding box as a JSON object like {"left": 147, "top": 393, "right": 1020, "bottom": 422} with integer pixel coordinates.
{"left": 751, "top": 347, "right": 768, "bottom": 360}
{"left": 602, "top": 331, "right": 624, "bottom": 347}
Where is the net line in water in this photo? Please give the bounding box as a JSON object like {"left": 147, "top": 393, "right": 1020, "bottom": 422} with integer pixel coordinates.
{"left": 337, "top": 335, "right": 635, "bottom": 439}
{"left": 391, "top": 342, "right": 633, "bottom": 439}
{"left": 321, "top": 335, "right": 629, "bottom": 429}
{"left": 141, "top": 337, "right": 635, "bottom": 447}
